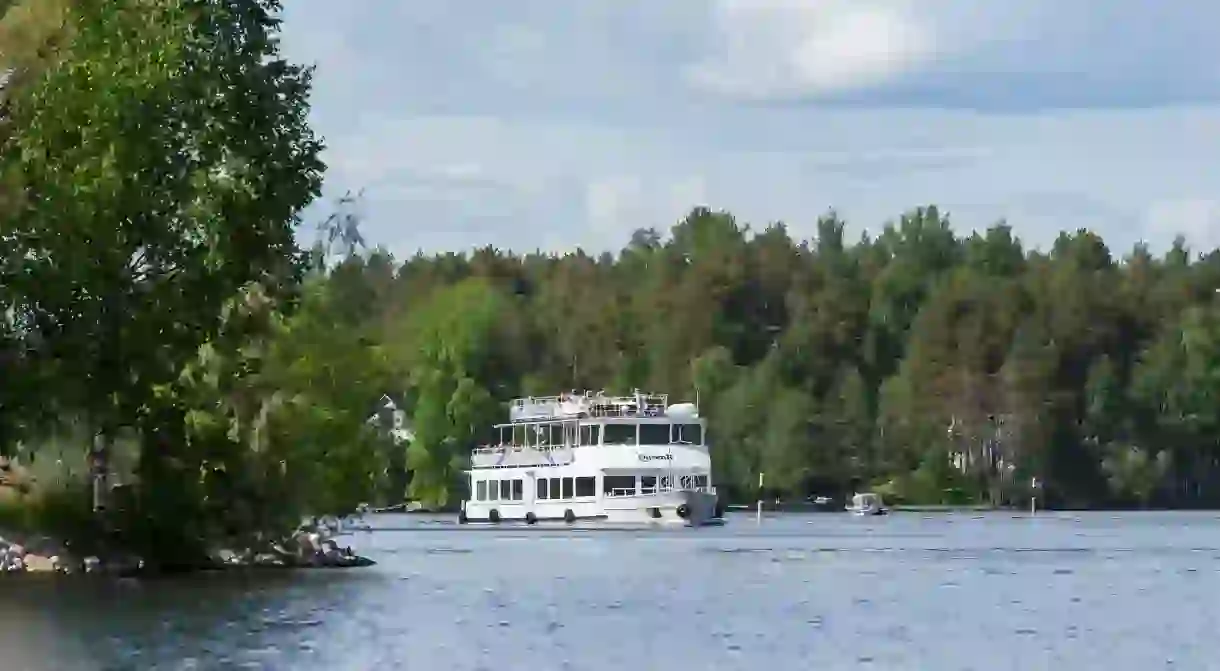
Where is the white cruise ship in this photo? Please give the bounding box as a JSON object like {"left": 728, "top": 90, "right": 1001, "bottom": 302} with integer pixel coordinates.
{"left": 459, "top": 390, "right": 724, "bottom": 526}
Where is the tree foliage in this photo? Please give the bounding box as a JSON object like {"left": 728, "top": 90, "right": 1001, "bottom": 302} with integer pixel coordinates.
{"left": 395, "top": 278, "right": 510, "bottom": 507}
{"left": 276, "top": 208, "right": 1220, "bottom": 510}
{"left": 1, "top": 0, "right": 329, "bottom": 566}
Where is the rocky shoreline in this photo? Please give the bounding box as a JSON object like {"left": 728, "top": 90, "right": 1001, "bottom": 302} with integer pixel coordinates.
{"left": 0, "top": 528, "right": 375, "bottom": 576}
{"left": 0, "top": 533, "right": 70, "bottom": 574}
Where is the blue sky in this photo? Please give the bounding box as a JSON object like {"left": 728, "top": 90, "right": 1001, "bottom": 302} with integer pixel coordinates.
{"left": 279, "top": 0, "right": 1220, "bottom": 257}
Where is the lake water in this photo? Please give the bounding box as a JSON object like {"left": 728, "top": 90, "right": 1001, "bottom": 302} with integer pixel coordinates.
{"left": 1, "top": 511, "right": 1217, "bottom": 670}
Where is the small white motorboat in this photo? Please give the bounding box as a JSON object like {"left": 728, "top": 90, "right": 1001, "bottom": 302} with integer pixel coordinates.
{"left": 847, "top": 492, "right": 888, "bottom": 516}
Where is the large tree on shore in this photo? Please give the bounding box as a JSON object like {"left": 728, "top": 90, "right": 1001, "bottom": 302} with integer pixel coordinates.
{"left": 1, "top": 0, "right": 320, "bottom": 441}
{"left": 1, "top": 0, "right": 324, "bottom": 561}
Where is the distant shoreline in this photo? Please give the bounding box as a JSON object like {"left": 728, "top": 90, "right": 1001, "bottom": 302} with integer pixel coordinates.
{"left": 372, "top": 502, "right": 1216, "bottom": 517}
{"left": 724, "top": 502, "right": 1001, "bottom": 513}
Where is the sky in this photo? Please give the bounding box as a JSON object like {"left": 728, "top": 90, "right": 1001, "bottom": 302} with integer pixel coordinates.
{"left": 278, "top": 0, "right": 1220, "bottom": 258}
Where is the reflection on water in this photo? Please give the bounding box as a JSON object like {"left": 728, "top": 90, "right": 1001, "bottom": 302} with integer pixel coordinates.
{"left": 1, "top": 512, "right": 1216, "bottom": 670}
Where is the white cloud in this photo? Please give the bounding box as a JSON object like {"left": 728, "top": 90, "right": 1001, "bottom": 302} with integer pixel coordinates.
{"left": 690, "top": 0, "right": 937, "bottom": 99}
{"left": 311, "top": 107, "right": 1220, "bottom": 256}
{"left": 687, "top": 1, "right": 1220, "bottom": 108}
{"left": 278, "top": 1, "right": 1220, "bottom": 258}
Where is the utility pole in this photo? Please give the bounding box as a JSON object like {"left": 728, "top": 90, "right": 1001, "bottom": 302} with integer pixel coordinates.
{"left": 90, "top": 431, "right": 108, "bottom": 512}
{"left": 756, "top": 472, "right": 765, "bottom": 525}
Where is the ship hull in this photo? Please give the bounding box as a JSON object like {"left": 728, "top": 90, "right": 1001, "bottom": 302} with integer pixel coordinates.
{"left": 462, "top": 489, "right": 722, "bottom": 527}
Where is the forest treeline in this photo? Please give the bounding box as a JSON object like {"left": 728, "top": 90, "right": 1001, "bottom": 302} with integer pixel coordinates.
{"left": 3, "top": 0, "right": 1220, "bottom": 571}
{"left": 318, "top": 205, "right": 1220, "bottom": 510}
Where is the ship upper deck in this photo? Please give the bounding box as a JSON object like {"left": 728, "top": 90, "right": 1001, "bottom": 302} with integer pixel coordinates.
{"left": 508, "top": 390, "right": 673, "bottom": 423}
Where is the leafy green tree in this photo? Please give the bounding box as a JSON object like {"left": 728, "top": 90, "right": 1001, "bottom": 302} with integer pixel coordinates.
{"left": 0, "top": 0, "right": 321, "bottom": 506}
{"left": 1131, "top": 305, "right": 1220, "bottom": 504}
{"left": 1101, "top": 445, "right": 1169, "bottom": 507}
{"left": 393, "top": 279, "right": 510, "bottom": 507}
{"left": 0, "top": 0, "right": 331, "bottom": 567}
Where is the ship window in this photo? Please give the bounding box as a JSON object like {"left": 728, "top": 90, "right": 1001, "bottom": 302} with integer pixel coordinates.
{"left": 604, "top": 475, "right": 636, "bottom": 496}
{"left": 695, "top": 475, "right": 709, "bottom": 488}
{"left": 639, "top": 424, "right": 670, "bottom": 445}
{"left": 562, "top": 477, "right": 574, "bottom": 499}
{"left": 673, "top": 423, "right": 702, "bottom": 445}
{"left": 603, "top": 423, "right": 637, "bottom": 445}
{"left": 488, "top": 481, "right": 499, "bottom": 501}
{"left": 476, "top": 480, "right": 487, "bottom": 501}
{"left": 537, "top": 478, "right": 548, "bottom": 499}
{"left": 575, "top": 476, "right": 596, "bottom": 498}
{"left": 512, "top": 479, "right": 524, "bottom": 501}
{"left": 579, "top": 424, "right": 601, "bottom": 446}
{"left": 549, "top": 478, "right": 561, "bottom": 500}
{"left": 641, "top": 476, "right": 657, "bottom": 494}
{"left": 500, "top": 480, "right": 512, "bottom": 500}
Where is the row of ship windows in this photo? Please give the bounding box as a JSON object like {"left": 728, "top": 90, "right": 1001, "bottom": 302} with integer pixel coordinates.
{"left": 474, "top": 476, "right": 595, "bottom": 502}
{"left": 607, "top": 423, "right": 702, "bottom": 446}
{"left": 495, "top": 423, "right": 703, "bottom": 448}
{"left": 472, "top": 474, "right": 711, "bottom": 502}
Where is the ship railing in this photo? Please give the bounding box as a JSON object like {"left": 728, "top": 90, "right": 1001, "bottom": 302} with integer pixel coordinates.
{"left": 584, "top": 392, "right": 669, "bottom": 418}
{"left": 509, "top": 398, "right": 567, "bottom": 422}
{"left": 603, "top": 484, "right": 716, "bottom": 497}
{"left": 510, "top": 391, "right": 671, "bottom": 420}
{"left": 665, "top": 482, "right": 717, "bottom": 495}
{"left": 585, "top": 405, "right": 666, "bottom": 418}
{"left": 471, "top": 446, "right": 505, "bottom": 456}
{"left": 510, "top": 391, "right": 668, "bottom": 403}
{"left": 510, "top": 395, "right": 563, "bottom": 409}
{"left": 509, "top": 393, "right": 591, "bottom": 409}
{"left": 471, "top": 443, "right": 577, "bottom": 456}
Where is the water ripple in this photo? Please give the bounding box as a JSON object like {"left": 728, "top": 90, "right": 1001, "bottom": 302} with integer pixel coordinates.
{"left": 2, "top": 511, "right": 1218, "bottom": 670}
